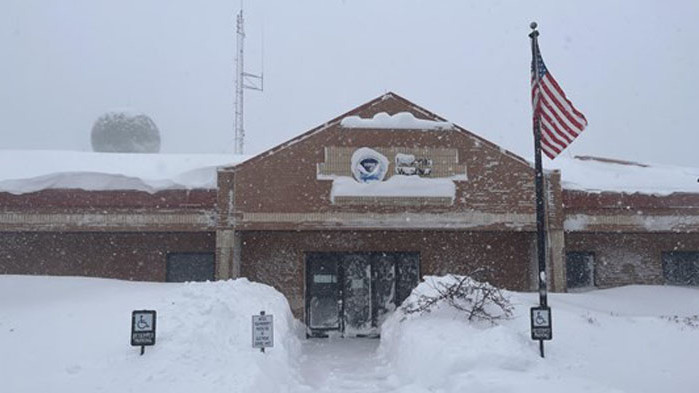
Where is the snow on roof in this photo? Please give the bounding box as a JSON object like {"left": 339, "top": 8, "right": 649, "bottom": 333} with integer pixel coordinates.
{"left": 330, "top": 175, "right": 456, "bottom": 202}
{"left": 1, "top": 150, "right": 697, "bottom": 197}
{"left": 340, "top": 112, "right": 454, "bottom": 130}
{"left": 0, "top": 150, "right": 247, "bottom": 195}
{"left": 552, "top": 155, "right": 699, "bottom": 195}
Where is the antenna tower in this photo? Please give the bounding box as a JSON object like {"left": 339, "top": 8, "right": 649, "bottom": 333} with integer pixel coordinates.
{"left": 234, "top": 9, "right": 263, "bottom": 155}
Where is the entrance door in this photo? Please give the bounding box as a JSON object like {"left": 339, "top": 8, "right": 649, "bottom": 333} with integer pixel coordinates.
{"left": 305, "top": 252, "right": 419, "bottom": 337}
{"left": 306, "top": 255, "right": 341, "bottom": 333}
{"left": 342, "top": 254, "right": 373, "bottom": 335}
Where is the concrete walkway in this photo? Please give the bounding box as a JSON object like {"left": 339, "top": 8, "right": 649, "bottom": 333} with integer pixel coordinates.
{"left": 293, "top": 339, "right": 399, "bottom": 393}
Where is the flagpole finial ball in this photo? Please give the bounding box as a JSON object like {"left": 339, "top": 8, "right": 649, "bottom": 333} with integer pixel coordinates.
{"left": 530, "top": 22, "right": 538, "bottom": 30}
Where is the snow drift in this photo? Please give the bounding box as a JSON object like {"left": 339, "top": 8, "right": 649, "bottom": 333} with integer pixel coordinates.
{"left": 0, "top": 276, "right": 303, "bottom": 393}
{"left": 379, "top": 275, "right": 699, "bottom": 393}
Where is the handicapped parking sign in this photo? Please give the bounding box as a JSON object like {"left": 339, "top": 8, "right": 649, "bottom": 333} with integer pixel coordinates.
{"left": 134, "top": 313, "right": 154, "bottom": 332}
{"left": 131, "top": 310, "right": 156, "bottom": 355}
{"left": 530, "top": 306, "right": 552, "bottom": 341}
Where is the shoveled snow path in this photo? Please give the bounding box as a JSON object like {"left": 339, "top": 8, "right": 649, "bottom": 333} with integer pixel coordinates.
{"left": 293, "top": 339, "right": 400, "bottom": 393}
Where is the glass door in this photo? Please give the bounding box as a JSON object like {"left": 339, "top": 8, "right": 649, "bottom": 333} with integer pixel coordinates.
{"left": 342, "top": 254, "right": 373, "bottom": 336}
{"left": 305, "top": 251, "right": 420, "bottom": 337}
{"left": 306, "top": 255, "right": 340, "bottom": 334}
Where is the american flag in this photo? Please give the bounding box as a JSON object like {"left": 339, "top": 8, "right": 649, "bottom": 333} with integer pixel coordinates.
{"left": 531, "top": 41, "right": 588, "bottom": 159}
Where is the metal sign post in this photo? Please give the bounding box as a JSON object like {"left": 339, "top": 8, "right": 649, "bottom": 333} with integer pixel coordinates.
{"left": 131, "top": 310, "right": 156, "bottom": 355}
{"left": 529, "top": 21, "right": 552, "bottom": 359}
{"left": 252, "top": 311, "right": 274, "bottom": 353}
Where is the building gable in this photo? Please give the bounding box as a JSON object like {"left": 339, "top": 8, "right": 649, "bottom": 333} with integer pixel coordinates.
{"left": 219, "top": 93, "right": 556, "bottom": 231}
{"left": 231, "top": 92, "right": 531, "bottom": 172}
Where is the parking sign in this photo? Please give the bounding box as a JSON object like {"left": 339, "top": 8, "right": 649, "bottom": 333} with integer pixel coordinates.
{"left": 530, "top": 306, "right": 552, "bottom": 341}
{"left": 131, "top": 310, "right": 157, "bottom": 348}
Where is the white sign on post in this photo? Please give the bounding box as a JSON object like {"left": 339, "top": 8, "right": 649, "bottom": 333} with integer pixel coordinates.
{"left": 252, "top": 312, "right": 274, "bottom": 351}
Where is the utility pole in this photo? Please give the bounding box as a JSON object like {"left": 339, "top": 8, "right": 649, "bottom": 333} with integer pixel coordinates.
{"left": 234, "top": 8, "right": 263, "bottom": 155}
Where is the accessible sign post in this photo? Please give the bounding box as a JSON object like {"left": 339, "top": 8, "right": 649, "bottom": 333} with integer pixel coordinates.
{"left": 252, "top": 311, "right": 274, "bottom": 353}
{"left": 131, "top": 310, "right": 156, "bottom": 355}
{"left": 530, "top": 306, "right": 552, "bottom": 341}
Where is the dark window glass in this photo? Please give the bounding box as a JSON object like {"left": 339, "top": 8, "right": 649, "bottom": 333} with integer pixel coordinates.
{"left": 662, "top": 252, "right": 699, "bottom": 286}
{"left": 166, "top": 252, "right": 215, "bottom": 282}
{"left": 304, "top": 252, "right": 420, "bottom": 337}
{"left": 395, "top": 253, "right": 420, "bottom": 305}
{"left": 566, "top": 252, "right": 595, "bottom": 289}
{"left": 306, "top": 254, "right": 341, "bottom": 330}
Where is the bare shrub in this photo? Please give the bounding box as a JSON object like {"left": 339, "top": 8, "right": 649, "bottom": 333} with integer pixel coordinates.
{"left": 401, "top": 272, "right": 514, "bottom": 323}
{"left": 661, "top": 315, "right": 699, "bottom": 329}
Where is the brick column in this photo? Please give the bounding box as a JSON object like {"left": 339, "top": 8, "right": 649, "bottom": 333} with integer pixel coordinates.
{"left": 232, "top": 231, "right": 242, "bottom": 278}
{"left": 548, "top": 229, "right": 566, "bottom": 291}
{"left": 545, "top": 170, "right": 566, "bottom": 292}
{"left": 215, "top": 167, "right": 239, "bottom": 279}
{"left": 216, "top": 229, "right": 235, "bottom": 279}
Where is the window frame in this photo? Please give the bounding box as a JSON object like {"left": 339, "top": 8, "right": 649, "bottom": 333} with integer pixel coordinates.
{"left": 165, "top": 252, "right": 216, "bottom": 283}
{"left": 661, "top": 251, "right": 699, "bottom": 286}
{"left": 565, "top": 251, "right": 596, "bottom": 290}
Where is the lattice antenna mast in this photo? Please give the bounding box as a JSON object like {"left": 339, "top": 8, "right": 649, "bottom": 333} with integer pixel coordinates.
{"left": 234, "top": 9, "right": 263, "bottom": 155}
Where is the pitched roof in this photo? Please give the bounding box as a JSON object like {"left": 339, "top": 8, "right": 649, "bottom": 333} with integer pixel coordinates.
{"left": 229, "top": 91, "right": 531, "bottom": 171}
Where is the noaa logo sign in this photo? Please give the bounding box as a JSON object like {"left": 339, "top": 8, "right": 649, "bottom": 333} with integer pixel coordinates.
{"left": 351, "top": 148, "right": 389, "bottom": 183}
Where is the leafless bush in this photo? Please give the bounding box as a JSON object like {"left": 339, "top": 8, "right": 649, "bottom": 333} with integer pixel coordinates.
{"left": 401, "top": 272, "right": 514, "bottom": 323}
{"left": 661, "top": 315, "right": 699, "bottom": 329}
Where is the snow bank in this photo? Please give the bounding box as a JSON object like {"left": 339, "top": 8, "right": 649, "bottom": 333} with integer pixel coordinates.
{"left": 379, "top": 276, "right": 699, "bottom": 393}
{"left": 340, "top": 112, "right": 454, "bottom": 130}
{"left": 0, "top": 150, "right": 247, "bottom": 194}
{"left": 552, "top": 156, "right": 699, "bottom": 195}
{"left": 0, "top": 276, "right": 303, "bottom": 393}
{"left": 330, "top": 175, "right": 456, "bottom": 202}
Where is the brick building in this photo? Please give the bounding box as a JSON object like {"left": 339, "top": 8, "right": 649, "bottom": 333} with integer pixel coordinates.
{"left": 2, "top": 93, "right": 698, "bottom": 336}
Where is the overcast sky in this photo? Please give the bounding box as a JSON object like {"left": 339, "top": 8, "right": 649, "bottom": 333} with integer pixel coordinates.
{"left": 1, "top": 0, "right": 698, "bottom": 166}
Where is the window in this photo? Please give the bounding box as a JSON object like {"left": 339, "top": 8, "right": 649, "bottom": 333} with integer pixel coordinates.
{"left": 166, "top": 252, "right": 215, "bottom": 282}
{"left": 662, "top": 252, "right": 699, "bottom": 286}
{"left": 566, "top": 252, "right": 595, "bottom": 289}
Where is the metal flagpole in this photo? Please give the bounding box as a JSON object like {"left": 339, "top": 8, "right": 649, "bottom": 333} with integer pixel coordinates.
{"left": 529, "top": 21, "right": 548, "bottom": 358}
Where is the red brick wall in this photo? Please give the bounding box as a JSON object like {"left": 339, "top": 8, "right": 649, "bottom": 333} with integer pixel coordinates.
{"left": 565, "top": 233, "right": 699, "bottom": 287}
{"left": 240, "top": 230, "right": 534, "bottom": 317}
{"left": 0, "top": 232, "right": 215, "bottom": 281}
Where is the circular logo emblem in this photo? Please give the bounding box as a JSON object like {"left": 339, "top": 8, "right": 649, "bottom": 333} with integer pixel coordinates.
{"left": 351, "top": 147, "right": 388, "bottom": 183}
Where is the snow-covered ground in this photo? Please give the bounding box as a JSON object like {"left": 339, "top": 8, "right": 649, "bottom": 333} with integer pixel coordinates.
{"left": 379, "top": 277, "right": 699, "bottom": 393}
{"left": 1, "top": 275, "right": 697, "bottom": 393}
{"left": 0, "top": 276, "right": 303, "bottom": 393}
